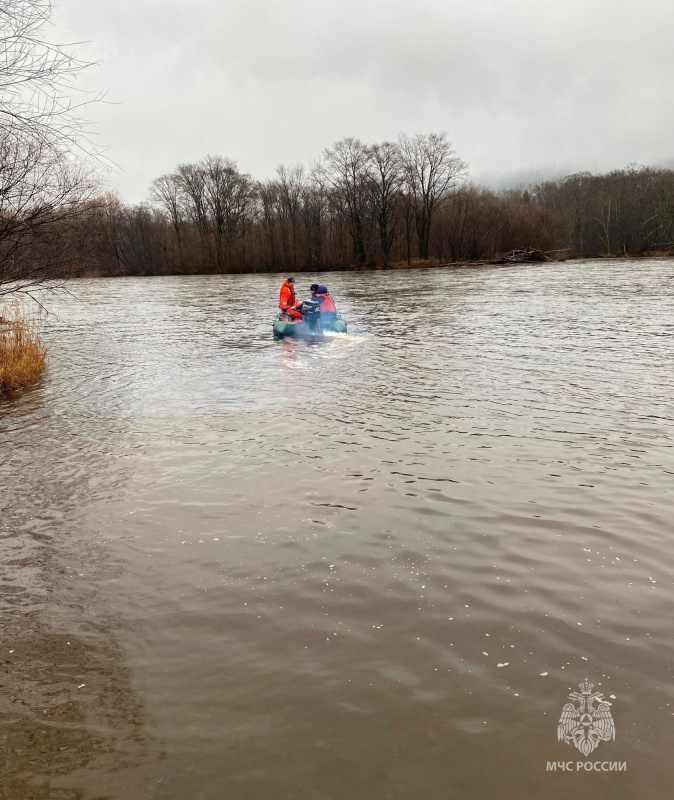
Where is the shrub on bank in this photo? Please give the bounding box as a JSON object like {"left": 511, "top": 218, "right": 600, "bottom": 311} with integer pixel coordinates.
{"left": 0, "top": 307, "right": 48, "bottom": 393}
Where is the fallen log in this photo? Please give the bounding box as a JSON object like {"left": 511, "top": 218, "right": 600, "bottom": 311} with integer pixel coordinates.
{"left": 434, "top": 248, "right": 558, "bottom": 269}
{"left": 489, "top": 248, "right": 553, "bottom": 264}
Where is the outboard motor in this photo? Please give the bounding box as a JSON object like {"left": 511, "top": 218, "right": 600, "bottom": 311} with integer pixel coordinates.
{"left": 300, "top": 298, "right": 322, "bottom": 332}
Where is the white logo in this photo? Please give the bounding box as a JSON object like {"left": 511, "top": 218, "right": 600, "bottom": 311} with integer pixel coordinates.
{"left": 557, "top": 679, "right": 615, "bottom": 756}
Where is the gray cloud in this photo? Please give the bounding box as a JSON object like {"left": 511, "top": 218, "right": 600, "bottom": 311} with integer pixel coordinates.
{"left": 53, "top": 0, "right": 674, "bottom": 201}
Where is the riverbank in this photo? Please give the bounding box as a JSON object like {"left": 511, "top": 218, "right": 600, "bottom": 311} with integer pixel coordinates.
{"left": 63, "top": 249, "right": 674, "bottom": 281}
{"left": 360, "top": 249, "right": 674, "bottom": 270}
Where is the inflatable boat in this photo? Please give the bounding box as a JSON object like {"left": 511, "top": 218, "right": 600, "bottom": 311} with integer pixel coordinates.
{"left": 273, "top": 298, "right": 347, "bottom": 337}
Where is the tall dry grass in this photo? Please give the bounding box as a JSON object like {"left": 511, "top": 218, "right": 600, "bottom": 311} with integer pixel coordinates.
{"left": 0, "top": 304, "right": 48, "bottom": 393}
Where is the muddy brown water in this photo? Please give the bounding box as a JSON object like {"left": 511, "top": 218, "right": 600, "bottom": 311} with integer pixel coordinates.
{"left": 1, "top": 260, "right": 674, "bottom": 799}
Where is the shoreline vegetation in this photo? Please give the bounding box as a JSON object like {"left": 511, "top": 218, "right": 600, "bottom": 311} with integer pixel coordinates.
{"left": 0, "top": 306, "right": 47, "bottom": 394}
{"left": 71, "top": 249, "right": 674, "bottom": 280}
{"left": 62, "top": 156, "right": 674, "bottom": 281}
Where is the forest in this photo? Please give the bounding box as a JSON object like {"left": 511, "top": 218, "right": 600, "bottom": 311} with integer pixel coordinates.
{"left": 5, "top": 131, "right": 674, "bottom": 287}
{"left": 76, "top": 147, "right": 674, "bottom": 277}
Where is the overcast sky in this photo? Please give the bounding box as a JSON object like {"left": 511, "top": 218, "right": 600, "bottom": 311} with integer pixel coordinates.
{"left": 52, "top": 0, "right": 674, "bottom": 202}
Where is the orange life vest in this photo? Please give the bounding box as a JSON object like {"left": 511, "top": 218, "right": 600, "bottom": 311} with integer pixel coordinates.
{"left": 279, "top": 280, "right": 296, "bottom": 310}
{"left": 315, "top": 292, "right": 337, "bottom": 313}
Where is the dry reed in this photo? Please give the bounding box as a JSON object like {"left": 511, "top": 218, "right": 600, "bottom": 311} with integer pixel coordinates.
{"left": 0, "top": 304, "right": 48, "bottom": 393}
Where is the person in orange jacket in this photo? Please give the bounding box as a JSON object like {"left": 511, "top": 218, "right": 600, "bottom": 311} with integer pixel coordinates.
{"left": 310, "top": 283, "right": 338, "bottom": 322}
{"left": 279, "top": 277, "right": 302, "bottom": 320}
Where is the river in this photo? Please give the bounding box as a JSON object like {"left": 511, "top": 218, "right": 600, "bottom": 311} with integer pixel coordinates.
{"left": 1, "top": 259, "right": 673, "bottom": 799}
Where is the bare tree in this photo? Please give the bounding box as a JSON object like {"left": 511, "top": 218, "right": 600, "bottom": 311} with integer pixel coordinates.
{"left": 315, "top": 138, "right": 371, "bottom": 265}
{"left": 366, "top": 142, "right": 403, "bottom": 265}
{"left": 0, "top": 0, "right": 102, "bottom": 300}
{"left": 203, "top": 155, "right": 256, "bottom": 270}
{"left": 276, "top": 164, "right": 306, "bottom": 266}
{"left": 173, "top": 163, "right": 210, "bottom": 268}
{"left": 203, "top": 155, "right": 239, "bottom": 270}
{"left": 399, "top": 132, "right": 467, "bottom": 260}
{"left": 0, "top": 0, "right": 102, "bottom": 151}
{"left": 257, "top": 178, "right": 280, "bottom": 268}
{"left": 150, "top": 172, "right": 185, "bottom": 268}
{"left": 150, "top": 174, "right": 183, "bottom": 243}
{"left": 300, "top": 184, "right": 324, "bottom": 268}
{"left": 164, "top": 157, "right": 257, "bottom": 272}
{"left": 0, "top": 130, "right": 98, "bottom": 298}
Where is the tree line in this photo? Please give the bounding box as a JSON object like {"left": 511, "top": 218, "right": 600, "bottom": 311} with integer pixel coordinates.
{"left": 90, "top": 132, "right": 472, "bottom": 276}
{"left": 80, "top": 157, "right": 674, "bottom": 278}
{"left": 6, "top": 128, "right": 674, "bottom": 286}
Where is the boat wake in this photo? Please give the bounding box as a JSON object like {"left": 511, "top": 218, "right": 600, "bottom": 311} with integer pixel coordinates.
{"left": 322, "top": 331, "right": 366, "bottom": 341}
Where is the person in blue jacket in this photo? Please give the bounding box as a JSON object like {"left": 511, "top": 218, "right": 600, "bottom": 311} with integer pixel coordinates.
{"left": 309, "top": 283, "right": 338, "bottom": 323}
